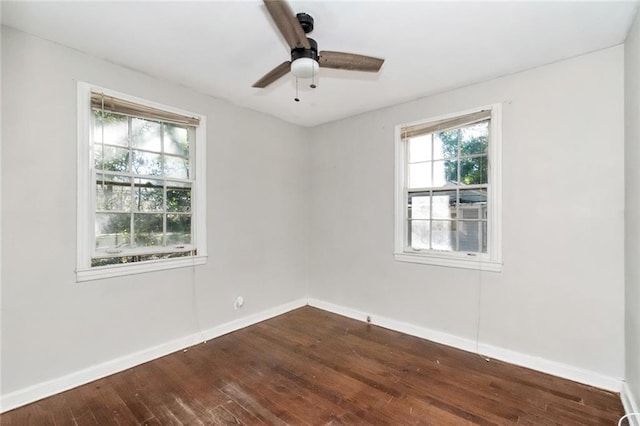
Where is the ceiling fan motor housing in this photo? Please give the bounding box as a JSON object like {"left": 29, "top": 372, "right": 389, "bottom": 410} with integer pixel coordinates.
{"left": 296, "top": 13, "right": 314, "bottom": 34}
{"left": 291, "top": 37, "right": 319, "bottom": 61}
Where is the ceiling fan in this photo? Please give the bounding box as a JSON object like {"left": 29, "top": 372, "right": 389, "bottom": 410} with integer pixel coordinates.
{"left": 253, "top": 0, "right": 385, "bottom": 91}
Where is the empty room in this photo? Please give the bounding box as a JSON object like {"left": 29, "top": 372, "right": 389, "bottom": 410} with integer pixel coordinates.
{"left": 1, "top": 0, "right": 640, "bottom": 424}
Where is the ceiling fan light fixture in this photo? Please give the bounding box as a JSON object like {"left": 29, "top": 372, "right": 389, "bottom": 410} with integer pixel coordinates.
{"left": 290, "top": 57, "right": 319, "bottom": 79}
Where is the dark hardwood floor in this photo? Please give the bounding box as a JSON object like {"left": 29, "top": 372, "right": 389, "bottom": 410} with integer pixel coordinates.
{"left": 1, "top": 306, "right": 625, "bottom": 425}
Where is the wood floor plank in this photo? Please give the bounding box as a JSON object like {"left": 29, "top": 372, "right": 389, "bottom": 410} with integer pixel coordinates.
{"left": 57, "top": 389, "right": 97, "bottom": 425}
{"left": 213, "top": 399, "right": 264, "bottom": 425}
{"left": 219, "top": 382, "right": 294, "bottom": 425}
{"left": 1, "top": 306, "right": 625, "bottom": 425}
{"left": 107, "top": 369, "right": 157, "bottom": 424}
{"left": 208, "top": 403, "right": 246, "bottom": 425}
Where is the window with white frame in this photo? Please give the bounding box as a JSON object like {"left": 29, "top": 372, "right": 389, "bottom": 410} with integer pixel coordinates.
{"left": 77, "top": 83, "right": 207, "bottom": 281}
{"left": 394, "top": 105, "right": 502, "bottom": 271}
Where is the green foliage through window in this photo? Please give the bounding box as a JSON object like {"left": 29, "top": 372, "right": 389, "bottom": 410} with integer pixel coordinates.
{"left": 437, "top": 122, "right": 488, "bottom": 185}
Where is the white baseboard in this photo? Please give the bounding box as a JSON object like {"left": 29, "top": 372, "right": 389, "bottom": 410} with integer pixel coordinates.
{"left": 622, "top": 382, "right": 640, "bottom": 426}
{"left": 477, "top": 342, "right": 621, "bottom": 392}
{"left": 307, "top": 298, "right": 478, "bottom": 353}
{"left": 0, "top": 298, "right": 308, "bottom": 413}
{"left": 307, "top": 298, "right": 622, "bottom": 393}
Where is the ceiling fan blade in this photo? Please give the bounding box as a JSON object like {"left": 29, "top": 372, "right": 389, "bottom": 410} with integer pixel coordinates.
{"left": 253, "top": 61, "right": 292, "bottom": 88}
{"left": 263, "top": 0, "right": 310, "bottom": 50}
{"left": 319, "top": 51, "right": 384, "bottom": 72}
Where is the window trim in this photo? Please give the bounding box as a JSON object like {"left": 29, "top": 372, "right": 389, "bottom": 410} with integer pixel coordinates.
{"left": 76, "top": 82, "right": 207, "bottom": 282}
{"left": 393, "top": 104, "right": 503, "bottom": 272}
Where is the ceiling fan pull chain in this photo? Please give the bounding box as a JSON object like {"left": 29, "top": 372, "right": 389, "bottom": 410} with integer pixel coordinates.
{"left": 294, "top": 77, "right": 300, "bottom": 102}
{"left": 311, "top": 63, "right": 317, "bottom": 89}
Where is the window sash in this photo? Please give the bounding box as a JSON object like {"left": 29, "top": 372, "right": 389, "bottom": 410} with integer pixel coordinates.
{"left": 406, "top": 187, "right": 488, "bottom": 254}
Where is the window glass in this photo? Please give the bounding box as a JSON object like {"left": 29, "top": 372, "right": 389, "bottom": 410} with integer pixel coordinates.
{"left": 164, "top": 124, "right": 189, "bottom": 156}
{"left": 131, "top": 118, "right": 162, "bottom": 151}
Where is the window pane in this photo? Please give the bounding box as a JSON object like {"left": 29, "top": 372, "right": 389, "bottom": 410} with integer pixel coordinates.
{"left": 138, "top": 251, "right": 194, "bottom": 261}
{"left": 432, "top": 220, "right": 455, "bottom": 251}
{"left": 164, "top": 124, "right": 189, "bottom": 156}
{"left": 457, "top": 188, "right": 487, "bottom": 253}
{"left": 408, "top": 135, "right": 431, "bottom": 163}
{"left": 408, "top": 162, "right": 431, "bottom": 188}
{"left": 96, "top": 174, "right": 131, "bottom": 211}
{"left": 167, "top": 182, "right": 191, "bottom": 212}
{"left": 409, "top": 219, "right": 430, "bottom": 250}
{"left": 459, "top": 155, "right": 487, "bottom": 185}
{"left": 131, "top": 118, "right": 161, "bottom": 152}
{"left": 460, "top": 207, "right": 480, "bottom": 220}
{"left": 167, "top": 214, "right": 191, "bottom": 245}
{"left": 408, "top": 193, "right": 430, "bottom": 219}
{"left": 433, "top": 130, "right": 459, "bottom": 160}
{"left": 164, "top": 155, "right": 189, "bottom": 179}
{"left": 95, "top": 145, "right": 130, "bottom": 172}
{"left": 482, "top": 221, "right": 488, "bottom": 253}
{"left": 134, "top": 213, "right": 163, "bottom": 247}
{"left": 134, "top": 179, "right": 164, "bottom": 212}
{"left": 92, "top": 256, "right": 135, "bottom": 267}
{"left": 458, "top": 188, "right": 487, "bottom": 208}
{"left": 92, "top": 111, "right": 128, "bottom": 146}
{"left": 458, "top": 220, "right": 485, "bottom": 253}
{"left": 432, "top": 160, "right": 457, "bottom": 187}
{"left": 431, "top": 190, "right": 456, "bottom": 220}
{"left": 132, "top": 150, "right": 162, "bottom": 176}
{"left": 95, "top": 213, "right": 131, "bottom": 250}
{"left": 460, "top": 121, "right": 488, "bottom": 156}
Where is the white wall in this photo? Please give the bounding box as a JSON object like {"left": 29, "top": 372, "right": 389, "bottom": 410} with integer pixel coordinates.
{"left": 625, "top": 9, "right": 640, "bottom": 414}
{"left": 0, "top": 27, "right": 308, "bottom": 396}
{"left": 308, "top": 46, "right": 626, "bottom": 383}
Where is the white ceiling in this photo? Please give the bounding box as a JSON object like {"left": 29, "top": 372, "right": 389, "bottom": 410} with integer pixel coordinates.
{"left": 2, "top": 1, "right": 638, "bottom": 127}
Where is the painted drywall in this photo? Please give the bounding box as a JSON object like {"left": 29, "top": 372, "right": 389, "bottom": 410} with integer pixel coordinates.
{"left": 0, "top": 26, "right": 309, "bottom": 395}
{"left": 308, "top": 46, "right": 625, "bottom": 381}
{"left": 625, "top": 9, "right": 640, "bottom": 414}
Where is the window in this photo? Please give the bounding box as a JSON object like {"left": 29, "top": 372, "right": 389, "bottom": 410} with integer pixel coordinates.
{"left": 77, "top": 83, "right": 207, "bottom": 281}
{"left": 394, "top": 105, "right": 502, "bottom": 271}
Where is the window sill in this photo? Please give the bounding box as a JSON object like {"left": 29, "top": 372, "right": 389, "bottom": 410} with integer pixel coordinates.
{"left": 393, "top": 252, "right": 502, "bottom": 272}
{"left": 76, "top": 255, "right": 207, "bottom": 282}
